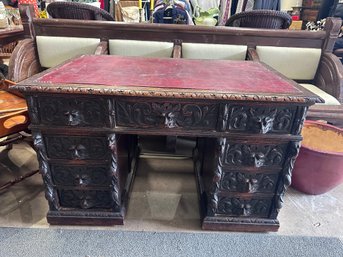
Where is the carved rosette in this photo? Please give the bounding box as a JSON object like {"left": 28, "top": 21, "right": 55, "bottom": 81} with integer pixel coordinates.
{"left": 26, "top": 95, "right": 40, "bottom": 124}
{"left": 227, "top": 106, "right": 295, "bottom": 134}
{"left": 271, "top": 141, "right": 301, "bottom": 218}
{"left": 108, "top": 134, "right": 121, "bottom": 211}
{"left": 116, "top": 101, "right": 218, "bottom": 129}
{"left": 32, "top": 131, "right": 59, "bottom": 211}
{"left": 224, "top": 143, "right": 286, "bottom": 168}
{"left": 208, "top": 138, "right": 226, "bottom": 216}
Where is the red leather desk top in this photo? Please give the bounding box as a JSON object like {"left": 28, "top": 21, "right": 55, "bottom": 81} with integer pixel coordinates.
{"left": 37, "top": 55, "right": 301, "bottom": 94}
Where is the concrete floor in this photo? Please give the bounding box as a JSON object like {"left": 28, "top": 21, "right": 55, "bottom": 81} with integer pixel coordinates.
{"left": 0, "top": 138, "right": 342, "bottom": 241}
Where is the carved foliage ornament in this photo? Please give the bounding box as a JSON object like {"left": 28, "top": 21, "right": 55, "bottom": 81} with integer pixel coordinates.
{"left": 52, "top": 165, "right": 110, "bottom": 187}
{"left": 38, "top": 97, "right": 110, "bottom": 127}
{"left": 228, "top": 106, "right": 295, "bottom": 134}
{"left": 45, "top": 136, "right": 108, "bottom": 160}
{"left": 217, "top": 197, "right": 272, "bottom": 217}
{"left": 224, "top": 143, "right": 286, "bottom": 168}
{"left": 59, "top": 190, "right": 114, "bottom": 209}
{"left": 221, "top": 172, "right": 278, "bottom": 193}
{"left": 116, "top": 101, "right": 218, "bottom": 129}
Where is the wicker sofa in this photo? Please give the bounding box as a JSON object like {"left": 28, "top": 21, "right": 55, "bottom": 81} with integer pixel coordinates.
{"left": 9, "top": 5, "right": 343, "bottom": 127}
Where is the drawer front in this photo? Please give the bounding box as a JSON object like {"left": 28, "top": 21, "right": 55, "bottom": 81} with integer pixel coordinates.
{"left": 116, "top": 100, "right": 218, "bottom": 130}
{"left": 225, "top": 105, "right": 297, "bottom": 134}
{"left": 216, "top": 196, "right": 272, "bottom": 218}
{"left": 220, "top": 171, "right": 279, "bottom": 194}
{"left": 51, "top": 164, "right": 111, "bottom": 187}
{"left": 58, "top": 189, "right": 116, "bottom": 209}
{"left": 37, "top": 96, "right": 111, "bottom": 127}
{"left": 45, "top": 135, "right": 109, "bottom": 160}
{"left": 223, "top": 141, "right": 289, "bottom": 168}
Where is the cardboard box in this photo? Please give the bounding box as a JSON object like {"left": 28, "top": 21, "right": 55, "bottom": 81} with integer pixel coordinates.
{"left": 289, "top": 20, "right": 303, "bottom": 30}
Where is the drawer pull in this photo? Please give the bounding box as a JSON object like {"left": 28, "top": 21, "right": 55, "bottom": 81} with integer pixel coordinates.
{"left": 64, "top": 110, "right": 81, "bottom": 126}
{"left": 162, "top": 112, "right": 177, "bottom": 129}
{"left": 80, "top": 199, "right": 92, "bottom": 209}
{"left": 245, "top": 178, "right": 258, "bottom": 193}
{"left": 75, "top": 175, "right": 89, "bottom": 186}
{"left": 68, "top": 144, "right": 86, "bottom": 159}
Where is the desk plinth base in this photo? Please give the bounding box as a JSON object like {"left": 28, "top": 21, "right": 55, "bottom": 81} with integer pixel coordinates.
{"left": 202, "top": 217, "right": 280, "bottom": 232}
{"left": 47, "top": 211, "right": 124, "bottom": 226}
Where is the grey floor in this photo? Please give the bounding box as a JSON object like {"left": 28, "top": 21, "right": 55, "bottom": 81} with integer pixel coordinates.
{"left": 0, "top": 137, "right": 342, "bottom": 242}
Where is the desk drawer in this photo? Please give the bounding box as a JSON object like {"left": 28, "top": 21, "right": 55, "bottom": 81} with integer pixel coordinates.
{"left": 51, "top": 164, "right": 111, "bottom": 187}
{"left": 225, "top": 105, "right": 297, "bottom": 134}
{"left": 58, "top": 189, "right": 116, "bottom": 209}
{"left": 215, "top": 196, "right": 273, "bottom": 218}
{"left": 45, "top": 135, "right": 109, "bottom": 160}
{"left": 34, "top": 96, "right": 111, "bottom": 127}
{"left": 222, "top": 141, "right": 289, "bottom": 169}
{"left": 116, "top": 100, "right": 218, "bottom": 130}
{"left": 219, "top": 171, "right": 279, "bottom": 194}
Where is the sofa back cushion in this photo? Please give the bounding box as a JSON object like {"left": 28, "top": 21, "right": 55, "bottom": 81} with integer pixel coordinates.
{"left": 109, "top": 39, "right": 174, "bottom": 58}
{"left": 256, "top": 46, "right": 322, "bottom": 80}
{"left": 182, "top": 43, "right": 247, "bottom": 60}
{"left": 299, "top": 84, "right": 341, "bottom": 105}
{"left": 36, "top": 36, "right": 100, "bottom": 68}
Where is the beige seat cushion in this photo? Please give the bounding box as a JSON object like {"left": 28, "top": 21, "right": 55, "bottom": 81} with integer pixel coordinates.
{"left": 300, "top": 84, "right": 341, "bottom": 105}
{"left": 256, "top": 46, "right": 322, "bottom": 80}
{"left": 36, "top": 36, "right": 100, "bottom": 68}
{"left": 182, "top": 43, "right": 247, "bottom": 60}
{"left": 109, "top": 39, "right": 174, "bottom": 58}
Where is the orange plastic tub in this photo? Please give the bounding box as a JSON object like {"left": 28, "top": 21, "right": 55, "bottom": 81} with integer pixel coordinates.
{"left": 291, "top": 121, "right": 343, "bottom": 195}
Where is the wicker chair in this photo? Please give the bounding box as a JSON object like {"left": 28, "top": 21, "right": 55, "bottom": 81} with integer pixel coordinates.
{"left": 225, "top": 10, "right": 292, "bottom": 29}
{"left": 47, "top": 1, "right": 115, "bottom": 21}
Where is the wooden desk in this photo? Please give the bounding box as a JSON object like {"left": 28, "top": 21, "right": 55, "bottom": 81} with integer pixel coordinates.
{"left": 0, "top": 26, "right": 24, "bottom": 47}
{"left": 13, "top": 55, "right": 320, "bottom": 232}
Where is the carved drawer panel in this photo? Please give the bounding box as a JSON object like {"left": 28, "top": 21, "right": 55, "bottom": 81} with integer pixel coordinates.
{"left": 51, "top": 164, "right": 110, "bottom": 187}
{"left": 216, "top": 196, "right": 273, "bottom": 218}
{"left": 35, "top": 96, "right": 111, "bottom": 127}
{"left": 224, "top": 105, "right": 297, "bottom": 134}
{"left": 116, "top": 100, "right": 218, "bottom": 130}
{"left": 220, "top": 171, "right": 279, "bottom": 194}
{"left": 45, "top": 135, "right": 109, "bottom": 160}
{"left": 58, "top": 189, "right": 116, "bottom": 209}
{"left": 223, "top": 141, "right": 289, "bottom": 168}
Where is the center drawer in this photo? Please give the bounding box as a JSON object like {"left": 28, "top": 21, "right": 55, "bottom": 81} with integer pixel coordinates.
{"left": 115, "top": 100, "right": 219, "bottom": 130}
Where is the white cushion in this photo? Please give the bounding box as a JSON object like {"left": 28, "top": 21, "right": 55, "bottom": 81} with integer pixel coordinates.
{"left": 109, "top": 39, "right": 174, "bottom": 58}
{"left": 300, "top": 84, "right": 341, "bottom": 105}
{"left": 36, "top": 36, "right": 100, "bottom": 68}
{"left": 182, "top": 43, "right": 247, "bottom": 60}
{"left": 256, "top": 46, "right": 322, "bottom": 80}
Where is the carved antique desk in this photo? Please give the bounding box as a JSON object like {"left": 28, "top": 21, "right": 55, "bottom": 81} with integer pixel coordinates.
{"left": 13, "top": 55, "right": 320, "bottom": 232}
